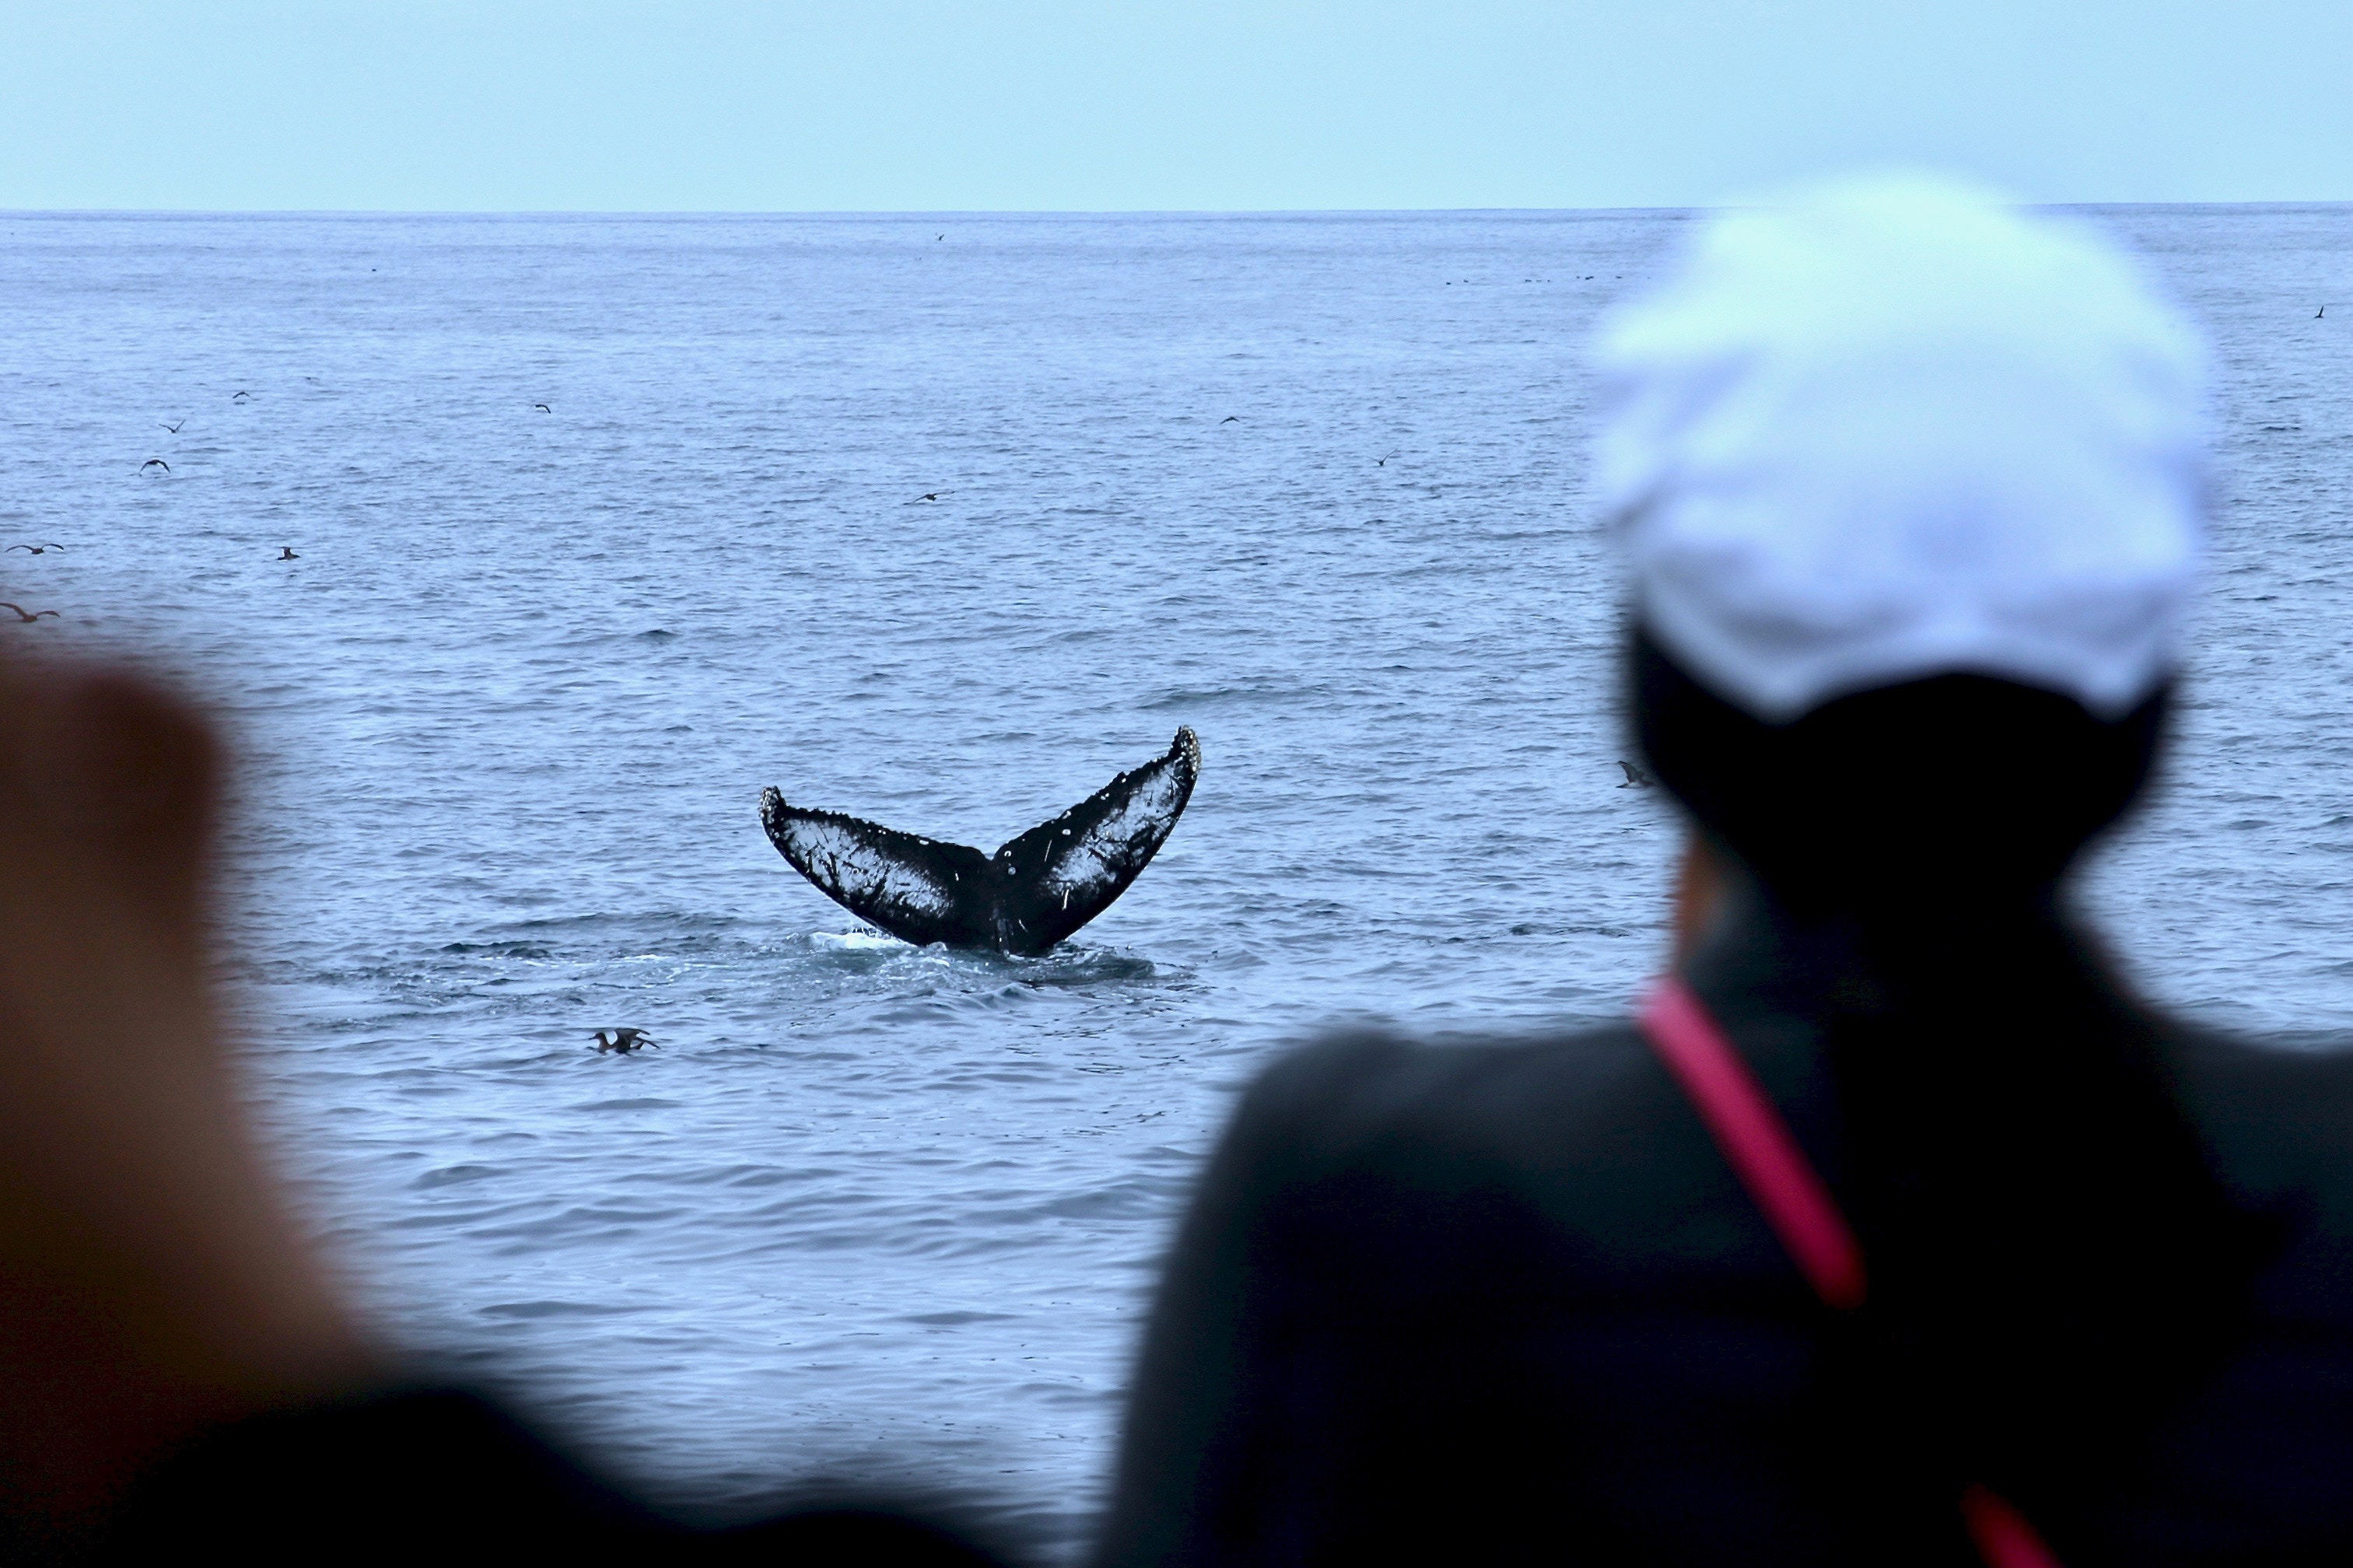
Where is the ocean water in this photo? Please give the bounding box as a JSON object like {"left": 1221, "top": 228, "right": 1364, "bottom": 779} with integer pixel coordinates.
{"left": 2, "top": 206, "right": 2348, "bottom": 1555}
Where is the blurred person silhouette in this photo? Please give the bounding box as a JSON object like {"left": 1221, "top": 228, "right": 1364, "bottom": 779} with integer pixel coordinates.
{"left": 0, "top": 662, "right": 1008, "bottom": 1563}
{"left": 1094, "top": 177, "right": 2353, "bottom": 1566}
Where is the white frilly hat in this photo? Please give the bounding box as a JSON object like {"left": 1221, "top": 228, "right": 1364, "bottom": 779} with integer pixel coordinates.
{"left": 1595, "top": 172, "right": 2210, "bottom": 722}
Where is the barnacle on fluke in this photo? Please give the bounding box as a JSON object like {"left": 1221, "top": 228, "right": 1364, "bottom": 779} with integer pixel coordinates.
{"left": 758, "top": 726, "right": 1199, "bottom": 956}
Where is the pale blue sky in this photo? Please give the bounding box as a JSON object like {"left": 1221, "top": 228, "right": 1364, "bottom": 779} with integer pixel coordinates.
{"left": 5, "top": 2, "right": 2349, "bottom": 211}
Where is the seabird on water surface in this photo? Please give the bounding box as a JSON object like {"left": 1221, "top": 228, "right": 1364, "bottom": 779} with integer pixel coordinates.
{"left": 278, "top": 547, "right": 299, "bottom": 560}
{"left": 591, "top": 1028, "right": 657, "bottom": 1054}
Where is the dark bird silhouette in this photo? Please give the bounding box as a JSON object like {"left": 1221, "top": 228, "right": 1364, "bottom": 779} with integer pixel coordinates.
{"left": 232, "top": 390, "right": 252, "bottom": 402}
{"left": 1618, "top": 758, "right": 1654, "bottom": 789}
{"left": 590, "top": 1027, "right": 657, "bottom": 1055}
{"left": 937, "top": 234, "right": 945, "bottom": 241}
{"left": 914, "top": 491, "right": 952, "bottom": 502}
{"left": 2321, "top": 306, "right": 2330, "bottom": 319}
{"left": 1220, "top": 415, "right": 1240, "bottom": 424}
{"left": 7, "top": 544, "right": 65, "bottom": 555}
{"left": 160, "top": 419, "right": 184, "bottom": 434}
{"left": 1376, "top": 453, "right": 1399, "bottom": 467}
{"left": 0, "top": 604, "right": 60, "bottom": 623}
{"left": 140, "top": 458, "right": 170, "bottom": 474}
{"left": 534, "top": 403, "right": 551, "bottom": 412}
{"left": 278, "top": 547, "right": 299, "bottom": 560}
{"left": 762, "top": 727, "right": 1200, "bottom": 956}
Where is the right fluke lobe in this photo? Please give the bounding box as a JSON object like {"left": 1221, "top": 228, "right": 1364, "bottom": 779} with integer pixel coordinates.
{"left": 759, "top": 727, "right": 1201, "bottom": 956}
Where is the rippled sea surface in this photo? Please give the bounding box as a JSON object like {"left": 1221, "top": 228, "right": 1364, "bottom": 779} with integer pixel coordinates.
{"left": 3, "top": 206, "right": 2349, "bottom": 1554}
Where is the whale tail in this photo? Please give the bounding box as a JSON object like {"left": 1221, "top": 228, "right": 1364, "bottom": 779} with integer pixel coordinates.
{"left": 760, "top": 727, "right": 1200, "bottom": 956}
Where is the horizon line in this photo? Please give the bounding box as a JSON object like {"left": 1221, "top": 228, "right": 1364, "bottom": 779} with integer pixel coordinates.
{"left": 8, "top": 199, "right": 2353, "bottom": 221}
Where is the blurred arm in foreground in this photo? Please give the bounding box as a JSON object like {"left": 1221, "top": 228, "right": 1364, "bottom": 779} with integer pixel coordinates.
{"left": 0, "top": 662, "right": 369, "bottom": 1552}
{"left": 0, "top": 660, "right": 1006, "bottom": 1564}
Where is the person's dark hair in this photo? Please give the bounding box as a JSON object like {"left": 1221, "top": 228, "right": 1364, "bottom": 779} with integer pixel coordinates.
{"left": 1632, "top": 626, "right": 2266, "bottom": 1529}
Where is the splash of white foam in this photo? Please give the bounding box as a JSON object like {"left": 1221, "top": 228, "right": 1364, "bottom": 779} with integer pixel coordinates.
{"left": 807, "top": 929, "right": 907, "bottom": 951}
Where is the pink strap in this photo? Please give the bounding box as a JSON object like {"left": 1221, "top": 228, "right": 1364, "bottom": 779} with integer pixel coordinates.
{"left": 1639, "top": 978, "right": 1868, "bottom": 1311}
{"left": 1637, "top": 979, "right": 2065, "bottom": 1568}
{"left": 1961, "top": 1485, "right": 2066, "bottom": 1568}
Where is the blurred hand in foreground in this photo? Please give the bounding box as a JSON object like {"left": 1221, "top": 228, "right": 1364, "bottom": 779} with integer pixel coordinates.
{"left": 0, "top": 657, "right": 370, "bottom": 1552}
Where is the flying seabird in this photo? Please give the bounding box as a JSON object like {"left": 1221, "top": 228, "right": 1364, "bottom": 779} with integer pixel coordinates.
{"left": 591, "top": 1027, "right": 657, "bottom": 1054}
{"left": 534, "top": 403, "right": 551, "bottom": 412}
{"left": 7, "top": 543, "right": 65, "bottom": 555}
{"left": 161, "top": 419, "right": 185, "bottom": 434}
{"left": 278, "top": 547, "right": 299, "bottom": 560}
{"left": 1220, "top": 415, "right": 1240, "bottom": 424}
{"left": 914, "top": 491, "right": 952, "bottom": 502}
{"left": 2322, "top": 306, "right": 2330, "bottom": 319}
{"left": 232, "top": 390, "right": 252, "bottom": 402}
{"left": 0, "top": 604, "right": 60, "bottom": 623}
{"left": 140, "top": 458, "right": 170, "bottom": 474}
{"left": 1617, "top": 759, "right": 1654, "bottom": 789}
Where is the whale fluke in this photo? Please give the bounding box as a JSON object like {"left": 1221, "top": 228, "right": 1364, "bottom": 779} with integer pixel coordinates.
{"left": 760, "top": 727, "right": 1200, "bottom": 956}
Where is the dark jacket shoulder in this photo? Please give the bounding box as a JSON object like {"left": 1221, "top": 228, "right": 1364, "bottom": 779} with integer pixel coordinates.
{"left": 1222, "top": 1023, "right": 1822, "bottom": 1302}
